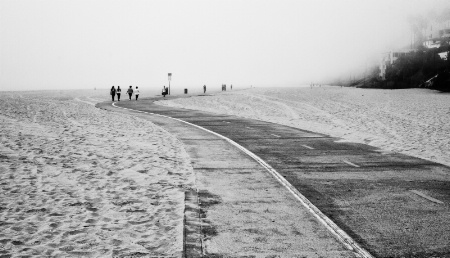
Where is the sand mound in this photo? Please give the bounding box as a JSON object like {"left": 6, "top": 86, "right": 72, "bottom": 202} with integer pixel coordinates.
{"left": 157, "top": 87, "right": 450, "bottom": 167}
{"left": 0, "top": 90, "right": 194, "bottom": 257}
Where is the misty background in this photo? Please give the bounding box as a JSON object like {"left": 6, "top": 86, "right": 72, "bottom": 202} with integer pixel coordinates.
{"left": 1, "top": 0, "right": 449, "bottom": 92}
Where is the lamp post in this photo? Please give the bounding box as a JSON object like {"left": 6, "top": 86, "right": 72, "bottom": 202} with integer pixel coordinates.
{"left": 168, "top": 73, "right": 172, "bottom": 95}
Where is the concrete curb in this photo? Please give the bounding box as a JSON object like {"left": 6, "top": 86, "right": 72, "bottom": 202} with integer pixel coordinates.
{"left": 183, "top": 189, "right": 203, "bottom": 258}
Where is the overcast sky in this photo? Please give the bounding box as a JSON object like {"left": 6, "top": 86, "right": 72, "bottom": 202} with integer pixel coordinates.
{"left": 1, "top": 0, "right": 449, "bottom": 91}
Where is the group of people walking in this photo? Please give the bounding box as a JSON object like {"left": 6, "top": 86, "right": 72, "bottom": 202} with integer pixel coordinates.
{"left": 110, "top": 86, "right": 139, "bottom": 101}
{"left": 110, "top": 83, "right": 234, "bottom": 101}
{"left": 221, "top": 84, "right": 232, "bottom": 91}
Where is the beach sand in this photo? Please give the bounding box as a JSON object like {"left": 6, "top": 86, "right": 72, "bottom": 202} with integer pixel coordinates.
{"left": 2, "top": 87, "right": 449, "bottom": 257}
{"left": 0, "top": 90, "right": 194, "bottom": 257}
{"left": 157, "top": 86, "right": 450, "bottom": 167}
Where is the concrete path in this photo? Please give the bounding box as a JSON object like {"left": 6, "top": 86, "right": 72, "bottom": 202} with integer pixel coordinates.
{"left": 97, "top": 96, "right": 450, "bottom": 258}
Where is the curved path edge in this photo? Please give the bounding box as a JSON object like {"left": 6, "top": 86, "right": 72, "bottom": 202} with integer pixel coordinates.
{"left": 110, "top": 102, "right": 374, "bottom": 258}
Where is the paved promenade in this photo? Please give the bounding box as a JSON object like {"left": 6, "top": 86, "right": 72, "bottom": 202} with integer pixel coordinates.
{"left": 97, "top": 96, "right": 450, "bottom": 258}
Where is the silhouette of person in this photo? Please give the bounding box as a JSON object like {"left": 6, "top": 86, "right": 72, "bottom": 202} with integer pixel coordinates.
{"left": 110, "top": 86, "right": 116, "bottom": 101}
{"left": 116, "top": 86, "right": 121, "bottom": 101}
{"left": 135, "top": 86, "right": 140, "bottom": 100}
{"left": 127, "top": 86, "right": 133, "bottom": 100}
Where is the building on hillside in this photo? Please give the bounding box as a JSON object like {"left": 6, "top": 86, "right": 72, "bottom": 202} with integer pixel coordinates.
{"left": 438, "top": 51, "right": 448, "bottom": 60}
{"left": 423, "top": 20, "right": 450, "bottom": 49}
{"left": 379, "top": 20, "right": 450, "bottom": 80}
{"left": 439, "top": 20, "right": 450, "bottom": 37}
{"left": 379, "top": 50, "right": 415, "bottom": 80}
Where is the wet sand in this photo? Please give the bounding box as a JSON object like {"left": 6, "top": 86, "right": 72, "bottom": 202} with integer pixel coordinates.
{"left": 0, "top": 90, "right": 194, "bottom": 257}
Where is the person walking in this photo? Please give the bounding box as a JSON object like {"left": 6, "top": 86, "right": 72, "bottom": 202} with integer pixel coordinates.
{"left": 203, "top": 85, "right": 206, "bottom": 94}
{"left": 135, "top": 86, "right": 140, "bottom": 100}
{"left": 162, "top": 86, "right": 167, "bottom": 97}
{"left": 110, "top": 86, "right": 116, "bottom": 101}
{"left": 127, "top": 86, "right": 133, "bottom": 100}
{"left": 116, "top": 86, "right": 122, "bottom": 101}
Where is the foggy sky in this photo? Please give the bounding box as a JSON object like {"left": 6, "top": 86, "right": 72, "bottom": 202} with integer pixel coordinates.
{"left": 1, "top": 0, "right": 449, "bottom": 91}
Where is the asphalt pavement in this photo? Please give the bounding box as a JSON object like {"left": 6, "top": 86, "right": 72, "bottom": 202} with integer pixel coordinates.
{"left": 97, "top": 95, "right": 450, "bottom": 258}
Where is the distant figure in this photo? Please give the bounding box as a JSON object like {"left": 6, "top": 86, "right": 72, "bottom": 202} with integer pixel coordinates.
{"left": 127, "top": 86, "right": 133, "bottom": 100}
{"left": 203, "top": 85, "right": 206, "bottom": 94}
{"left": 162, "top": 86, "right": 167, "bottom": 97}
{"left": 116, "top": 86, "right": 121, "bottom": 101}
{"left": 135, "top": 86, "right": 140, "bottom": 100}
{"left": 110, "top": 86, "right": 116, "bottom": 101}
{"left": 231, "top": 84, "right": 232, "bottom": 90}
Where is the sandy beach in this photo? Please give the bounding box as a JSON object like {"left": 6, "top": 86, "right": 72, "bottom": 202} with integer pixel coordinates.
{"left": 157, "top": 86, "right": 450, "bottom": 167}
{"left": 1, "top": 87, "right": 449, "bottom": 257}
{"left": 0, "top": 90, "right": 194, "bottom": 257}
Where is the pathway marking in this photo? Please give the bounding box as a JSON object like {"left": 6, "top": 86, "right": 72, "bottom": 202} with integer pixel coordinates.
{"left": 410, "top": 190, "right": 444, "bottom": 204}
{"left": 110, "top": 102, "right": 374, "bottom": 258}
{"left": 270, "top": 134, "right": 281, "bottom": 138}
{"left": 342, "top": 160, "right": 360, "bottom": 168}
{"left": 301, "top": 144, "right": 315, "bottom": 150}
{"left": 223, "top": 121, "right": 231, "bottom": 123}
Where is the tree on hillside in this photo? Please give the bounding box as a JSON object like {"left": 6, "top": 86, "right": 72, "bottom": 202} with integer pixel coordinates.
{"left": 381, "top": 48, "right": 450, "bottom": 88}
{"left": 408, "top": 15, "right": 428, "bottom": 48}
{"left": 437, "top": 8, "right": 450, "bottom": 22}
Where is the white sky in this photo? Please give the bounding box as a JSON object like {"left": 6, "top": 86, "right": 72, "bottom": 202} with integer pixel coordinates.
{"left": 1, "top": 0, "right": 449, "bottom": 91}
